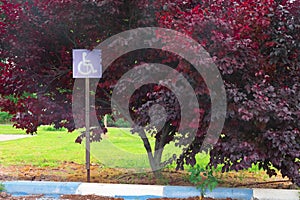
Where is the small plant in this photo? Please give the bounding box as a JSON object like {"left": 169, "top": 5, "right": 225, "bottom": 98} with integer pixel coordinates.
{"left": 0, "top": 183, "right": 5, "bottom": 192}
{"left": 189, "top": 164, "right": 218, "bottom": 200}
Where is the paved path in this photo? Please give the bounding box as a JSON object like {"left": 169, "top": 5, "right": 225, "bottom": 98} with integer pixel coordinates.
{"left": 0, "top": 134, "right": 34, "bottom": 141}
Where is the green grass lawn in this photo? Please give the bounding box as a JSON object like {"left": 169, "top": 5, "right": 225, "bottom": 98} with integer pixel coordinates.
{"left": 0, "top": 124, "right": 28, "bottom": 135}
{"left": 0, "top": 125, "right": 264, "bottom": 175}
{"left": 0, "top": 125, "right": 86, "bottom": 167}
{"left": 0, "top": 125, "right": 206, "bottom": 169}
{"left": 91, "top": 128, "right": 187, "bottom": 169}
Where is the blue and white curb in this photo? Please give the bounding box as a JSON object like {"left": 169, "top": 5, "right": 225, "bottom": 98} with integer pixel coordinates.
{"left": 253, "top": 188, "right": 299, "bottom": 200}
{"left": 3, "top": 181, "right": 81, "bottom": 198}
{"left": 76, "top": 183, "right": 164, "bottom": 197}
{"left": 163, "top": 186, "right": 253, "bottom": 200}
{"left": 2, "top": 181, "right": 299, "bottom": 200}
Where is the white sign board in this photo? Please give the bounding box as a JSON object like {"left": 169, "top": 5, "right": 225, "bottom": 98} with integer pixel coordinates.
{"left": 73, "top": 49, "right": 102, "bottom": 78}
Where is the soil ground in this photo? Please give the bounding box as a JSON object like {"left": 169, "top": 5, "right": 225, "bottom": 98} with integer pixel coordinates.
{"left": 0, "top": 193, "right": 124, "bottom": 200}
{"left": 0, "top": 193, "right": 234, "bottom": 200}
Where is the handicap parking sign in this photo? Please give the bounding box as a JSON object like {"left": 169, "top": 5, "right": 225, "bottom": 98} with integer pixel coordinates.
{"left": 73, "top": 49, "right": 102, "bottom": 78}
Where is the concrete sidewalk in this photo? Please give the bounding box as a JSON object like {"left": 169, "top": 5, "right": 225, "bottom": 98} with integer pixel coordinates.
{"left": 0, "top": 134, "right": 34, "bottom": 142}
{"left": 2, "top": 181, "right": 299, "bottom": 200}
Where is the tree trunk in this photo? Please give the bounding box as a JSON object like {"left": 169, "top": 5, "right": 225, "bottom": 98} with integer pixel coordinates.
{"left": 138, "top": 129, "right": 162, "bottom": 178}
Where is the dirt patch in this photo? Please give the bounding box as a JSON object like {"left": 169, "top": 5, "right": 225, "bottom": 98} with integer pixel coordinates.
{"left": 0, "top": 192, "right": 124, "bottom": 200}
{"left": 0, "top": 192, "right": 43, "bottom": 200}
{"left": 0, "top": 192, "right": 236, "bottom": 200}
{"left": 61, "top": 195, "right": 124, "bottom": 200}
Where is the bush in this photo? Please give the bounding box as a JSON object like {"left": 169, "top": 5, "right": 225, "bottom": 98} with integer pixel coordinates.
{"left": 104, "top": 114, "right": 131, "bottom": 128}
{"left": 42, "top": 126, "right": 66, "bottom": 132}
{"left": 0, "top": 111, "right": 12, "bottom": 124}
{"left": 0, "top": 183, "right": 5, "bottom": 192}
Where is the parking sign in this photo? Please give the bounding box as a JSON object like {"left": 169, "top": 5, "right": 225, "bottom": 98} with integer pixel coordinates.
{"left": 73, "top": 49, "right": 102, "bottom": 78}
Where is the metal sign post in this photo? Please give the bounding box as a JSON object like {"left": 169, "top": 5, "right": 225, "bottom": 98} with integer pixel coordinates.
{"left": 85, "top": 77, "right": 90, "bottom": 182}
{"left": 73, "top": 49, "right": 102, "bottom": 182}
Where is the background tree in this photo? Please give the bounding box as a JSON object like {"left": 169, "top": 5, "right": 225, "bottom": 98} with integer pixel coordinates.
{"left": 157, "top": 0, "right": 300, "bottom": 185}
{"left": 0, "top": 0, "right": 154, "bottom": 133}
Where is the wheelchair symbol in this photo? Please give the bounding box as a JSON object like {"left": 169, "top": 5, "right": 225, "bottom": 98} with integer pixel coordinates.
{"left": 78, "top": 52, "right": 97, "bottom": 75}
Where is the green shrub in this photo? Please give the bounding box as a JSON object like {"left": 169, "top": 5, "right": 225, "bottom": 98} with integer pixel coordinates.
{"left": 114, "top": 118, "right": 131, "bottom": 128}
{"left": 0, "top": 183, "right": 5, "bottom": 192}
{"left": 42, "top": 126, "right": 66, "bottom": 131}
{"left": 0, "top": 111, "right": 12, "bottom": 124}
{"left": 105, "top": 114, "right": 115, "bottom": 127}
{"left": 104, "top": 114, "right": 131, "bottom": 128}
